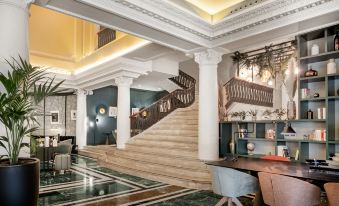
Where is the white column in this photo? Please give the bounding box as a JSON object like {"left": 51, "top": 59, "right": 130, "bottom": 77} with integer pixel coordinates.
{"left": 0, "top": 0, "right": 32, "bottom": 71}
{"left": 76, "top": 89, "right": 88, "bottom": 150}
{"left": 115, "top": 76, "right": 133, "bottom": 149}
{"left": 0, "top": 0, "right": 32, "bottom": 157}
{"left": 195, "top": 49, "right": 222, "bottom": 161}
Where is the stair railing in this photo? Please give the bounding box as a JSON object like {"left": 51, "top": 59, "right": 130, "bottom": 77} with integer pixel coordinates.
{"left": 130, "top": 70, "right": 196, "bottom": 136}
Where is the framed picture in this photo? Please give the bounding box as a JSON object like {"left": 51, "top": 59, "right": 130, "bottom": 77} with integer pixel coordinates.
{"left": 50, "top": 111, "right": 59, "bottom": 124}
{"left": 109, "top": 107, "right": 118, "bottom": 117}
{"left": 71, "top": 110, "right": 77, "bottom": 120}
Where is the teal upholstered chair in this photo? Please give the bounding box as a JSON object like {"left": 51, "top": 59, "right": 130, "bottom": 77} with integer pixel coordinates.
{"left": 210, "top": 166, "right": 259, "bottom": 206}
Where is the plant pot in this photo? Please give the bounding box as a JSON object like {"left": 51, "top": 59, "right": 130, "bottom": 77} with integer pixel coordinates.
{"left": 0, "top": 158, "right": 40, "bottom": 206}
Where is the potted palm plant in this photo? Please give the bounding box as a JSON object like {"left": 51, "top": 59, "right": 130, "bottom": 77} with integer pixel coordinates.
{"left": 0, "top": 57, "right": 63, "bottom": 206}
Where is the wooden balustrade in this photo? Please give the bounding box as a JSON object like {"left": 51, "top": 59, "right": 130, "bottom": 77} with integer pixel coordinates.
{"left": 224, "top": 77, "right": 273, "bottom": 109}
{"left": 130, "top": 70, "right": 196, "bottom": 136}
{"left": 98, "top": 28, "right": 116, "bottom": 48}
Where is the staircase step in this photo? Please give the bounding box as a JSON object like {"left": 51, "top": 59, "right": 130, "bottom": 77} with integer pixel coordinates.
{"left": 98, "top": 160, "right": 211, "bottom": 190}
{"left": 103, "top": 155, "right": 210, "bottom": 180}
{"left": 163, "top": 119, "right": 198, "bottom": 125}
{"left": 78, "top": 150, "right": 103, "bottom": 159}
{"left": 139, "top": 134, "right": 197, "bottom": 143}
{"left": 106, "top": 149, "right": 206, "bottom": 170}
{"left": 153, "top": 124, "right": 198, "bottom": 130}
{"left": 145, "top": 129, "right": 197, "bottom": 136}
{"left": 125, "top": 144, "right": 198, "bottom": 158}
{"left": 130, "top": 138, "right": 198, "bottom": 149}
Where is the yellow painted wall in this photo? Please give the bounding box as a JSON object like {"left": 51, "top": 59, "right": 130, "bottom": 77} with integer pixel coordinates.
{"left": 29, "top": 5, "right": 135, "bottom": 72}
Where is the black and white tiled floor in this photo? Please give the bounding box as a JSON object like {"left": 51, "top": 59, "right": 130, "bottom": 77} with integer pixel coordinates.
{"left": 39, "top": 155, "right": 254, "bottom": 206}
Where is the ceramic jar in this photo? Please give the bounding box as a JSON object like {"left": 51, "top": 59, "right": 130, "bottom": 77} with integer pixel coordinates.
{"left": 311, "top": 44, "right": 319, "bottom": 55}
{"left": 304, "top": 67, "right": 318, "bottom": 77}
{"left": 327, "top": 59, "right": 337, "bottom": 74}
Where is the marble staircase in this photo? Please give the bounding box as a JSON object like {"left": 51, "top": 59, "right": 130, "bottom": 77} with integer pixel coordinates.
{"left": 79, "top": 98, "right": 212, "bottom": 190}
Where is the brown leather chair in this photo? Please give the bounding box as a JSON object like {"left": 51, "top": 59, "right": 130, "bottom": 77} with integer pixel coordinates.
{"left": 324, "top": 183, "right": 339, "bottom": 206}
{"left": 258, "top": 172, "right": 321, "bottom": 206}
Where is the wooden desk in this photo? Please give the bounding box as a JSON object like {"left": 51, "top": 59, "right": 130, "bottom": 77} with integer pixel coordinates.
{"left": 207, "top": 157, "right": 339, "bottom": 183}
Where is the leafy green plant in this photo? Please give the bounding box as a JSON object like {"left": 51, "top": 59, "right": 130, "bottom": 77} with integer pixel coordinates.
{"left": 0, "top": 57, "right": 63, "bottom": 165}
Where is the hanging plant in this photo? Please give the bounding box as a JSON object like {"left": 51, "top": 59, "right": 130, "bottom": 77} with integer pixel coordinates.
{"left": 232, "top": 41, "right": 296, "bottom": 83}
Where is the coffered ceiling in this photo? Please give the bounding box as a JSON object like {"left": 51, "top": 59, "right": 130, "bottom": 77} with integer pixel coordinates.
{"left": 36, "top": 0, "right": 339, "bottom": 53}
{"left": 184, "top": 0, "right": 245, "bottom": 15}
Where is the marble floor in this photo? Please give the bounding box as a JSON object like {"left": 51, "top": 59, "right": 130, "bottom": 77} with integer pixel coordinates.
{"left": 39, "top": 155, "right": 254, "bottom": 206}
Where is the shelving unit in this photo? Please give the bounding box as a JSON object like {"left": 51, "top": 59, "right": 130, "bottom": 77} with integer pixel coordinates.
{"left": 220, "top": 24, "right": 339, "bottom": 162}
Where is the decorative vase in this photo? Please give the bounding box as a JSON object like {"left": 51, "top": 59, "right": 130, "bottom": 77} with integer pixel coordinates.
{"left": 327, "top": 59, "right": 337, "bottom": 74}
{"left": 229, "top": 137, "right": 235, "bottom": 154}
{"left": 287, "top": 101, "right": 296, "bottom": 120}
{"left": 304, "top": 67, "right": 318, "bottom": 77}
{"left": 247, "top": 142, "right": 255, "bottom": 155}
{"left": 311, "top": 44, "right": 319, "bottom": 55}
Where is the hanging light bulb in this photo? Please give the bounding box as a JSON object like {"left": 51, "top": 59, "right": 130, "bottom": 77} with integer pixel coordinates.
{"left": 285, "top": 69, "right": 290, "bottom": 75}
{"left": 239, "top": 67, "right": 249, "bottom": 79}
{"left": 252, "top": 65, "right": 259, "bottom": 75}
{"left": 268, "top": 78, "right": 273, "bottom": 86}
{"left": 261, "top": 69, "right": 271, "bottom": 83}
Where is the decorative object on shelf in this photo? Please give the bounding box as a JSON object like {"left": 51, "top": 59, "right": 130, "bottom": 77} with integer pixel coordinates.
{"left": 287, "top": 101, "right": 296, "bottom": 120}
{"left": 273, "top": 108, "right": 286, "bottom": 120}
{"left": 224, "top": 78, "right": 273, "bottom": 109}
{"left": 327, "top": 59, "right": 337, "bottom": 74}
{"left": 317, "top": 107, "right": 326, "bottom": 120}
{"left": 304, "top": 67, "right": 318, "bottom": 77}
{"left": 334, "top": 28, "right": 339, "bottom": 51}
{"left": 307, "top": 109, "right": 314, "bottom": 119}
{"left": 229, "top": 137, "right": 235, "bottom": 155}
{"left": 266, "top": 129, "right": 275, "bottom": 139}
{"left": 313, "top": 93, "right": 320, "bottom": 98}
{"left": 247, "top": 110, "right": 257, "bottom": 121}
{"left": 311, "top": 44, "right": 319, "bottom": 55}
{"left": 284, "top": 57, "right": 298, "bottom": 120}
{"left": 232, "top": 41, "right": 296, "bottom": 85}
{"left": 281, "top": 121, "right": 296, "bottom": 140}
{"left": 246, "top": 142, "right": 255, "bottom": 155}
{"left": 301, "top": 88, "right": 310, "bottom": 99}
{"left": 277, "top": 145, "right": 289, "bottom": 157}
{"left": 239, "top": 129, "right": 248, "bottom": 138}
{"left": 313, "top": 129, "right": 326, "bottom": 141}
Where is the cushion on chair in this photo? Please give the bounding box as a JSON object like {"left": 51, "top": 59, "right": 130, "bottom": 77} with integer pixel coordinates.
{"left": 59, "top": 139, "right": 72, "bottom": 145}
{"left": 324, "top": 183, "right": 339, "bottom": 206}
{"left": 210, "top": 166, "right": 258, "bottom": 198}
{"left": 54, "top": 154, "right": 71, "bottom": 171}
{"left": 271, "top": 174, "right": 320, "bottom": 206}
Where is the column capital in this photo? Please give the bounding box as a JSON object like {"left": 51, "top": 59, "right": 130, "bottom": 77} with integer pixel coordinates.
{"left": 194, "top": 49, "right": 223, "bottom": 65}
{"left": 115, "top": 76, "right": 133, "bottom": 87}
{"left": 75, "top": 89, "right": 92, "bottom": 95}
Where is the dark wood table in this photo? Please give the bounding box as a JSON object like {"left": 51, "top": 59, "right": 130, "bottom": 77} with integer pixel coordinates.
{"left": 207, "top": 157, "right": 339, "bottom": 183}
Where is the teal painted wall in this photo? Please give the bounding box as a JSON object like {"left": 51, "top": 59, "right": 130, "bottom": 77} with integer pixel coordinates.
{"left": 86, "top": 86, "right": 168, "bottom": 145}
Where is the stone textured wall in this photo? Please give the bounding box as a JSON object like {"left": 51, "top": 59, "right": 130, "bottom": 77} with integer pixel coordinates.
{"left": 33, "top": 95, "right": 77, "bottom": 136}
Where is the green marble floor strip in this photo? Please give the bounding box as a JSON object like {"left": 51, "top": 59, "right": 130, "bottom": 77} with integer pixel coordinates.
{"left": 123, "top": 188, "right": 196, "bottom": 206}
{"left": 82, "top": 166, "right": 163, "bottom": 188}
{"left": 39, "top": 180, "right": 139, "bottom": 206}
{"left": 80, "top": 185, "right": 187, "bottom": 206}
